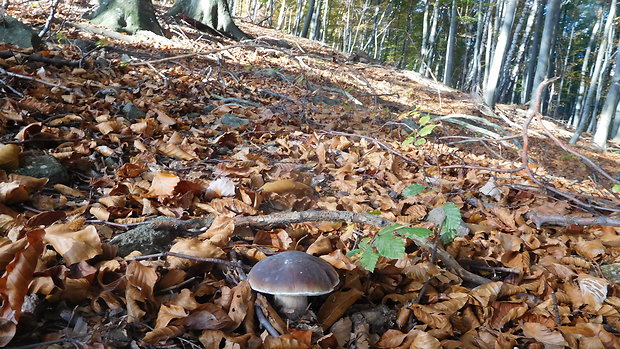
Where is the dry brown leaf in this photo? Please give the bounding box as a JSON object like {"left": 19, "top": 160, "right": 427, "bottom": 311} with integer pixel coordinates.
{"left": 574, "top": 240, "right": 606, "bottom": 260}
{"left": 154, "top": 304, "right": 187, "bottom": 329}
{"left": 522, "top": 322, "right": 568, "bottom": 346}
{"left": 147, "top": 172, "right": 180, "bottom": 197}
{"left": 376, "top": 329, "right": 410, "bottom": 348}
{"left": 260, "top": 179, "right": 313, "bottom": 195}
{"left": 0, "top": 229, "right": 44, "bottom": 346}
{"left": 318, "top": 288, "right": 364, "bottom": 329}
{"left": 411, "top": 330, "right": 441, "bottom": 349}
{"left": 142, "top": 325, "right": 185, "bottom": 345}
{"left": 167, "top": 238, "right": 226, "bottom": 269}
{"left": 0, "top": 144, "right": 20, "bottom": 170}
{"left": 228, "top": 281, "right": 252, "bottom": 329}
{"left": 44, "top": 224, "right": 102, "bottom": 265}
{"left": 184, "top": 303, "right": 234, "bottom": 330}
{"left": 199, "top": 215, "right": 235, "bottom": 247}
{"left": 53, "top": 184, "right": 85, "bottom": 197}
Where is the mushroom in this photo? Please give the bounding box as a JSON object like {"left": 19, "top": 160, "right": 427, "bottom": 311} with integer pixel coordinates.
{"left": 248, "top": 251, "right": 339, "bottom": 319}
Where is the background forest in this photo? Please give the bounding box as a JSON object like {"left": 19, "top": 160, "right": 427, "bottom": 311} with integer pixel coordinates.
{"left": 231, "top": 0, "right": 620, "bottom": 148}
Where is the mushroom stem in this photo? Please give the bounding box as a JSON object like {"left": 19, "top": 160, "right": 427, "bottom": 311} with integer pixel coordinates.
{"left": 274, "top": 295, "right": 308, "bottom": 318}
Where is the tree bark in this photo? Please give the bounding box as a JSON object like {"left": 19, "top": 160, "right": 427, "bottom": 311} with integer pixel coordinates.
{"left": 522, "top": 0, "right": 545, "bottom": 103}
{"left": 300, "top": 0, "right": 315, "bottom": 38}
{"left": 570, "top": 0, "right": 616, "bottom": 144}
{"left": 484, "top": 0, "right": 518, "bottom": 107}
{"left": 443, "top": 0, "right": 457, "bottom": 86}
{"left": 167, "top": 0, "right": 249, "bottom": 40}
{"left": 89, "top": 0, "right": 162, "bottom": 35}
{"left": 592, "top": 35, "right": 620, "bottom": 149}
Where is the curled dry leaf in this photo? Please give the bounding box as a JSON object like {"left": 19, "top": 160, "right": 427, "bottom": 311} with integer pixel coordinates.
{"left": 0, "top": 144, "right": 20, "bottom": 170}
{"left": 206, "top": 177, "right": 236, "bottom": 198}
{"left": 522, "top": 322, "right": 568, "bottom": 346}
{"left": 53, "top": 184, "right": 85, "bottom": 197}
{"left": 44, "top": 224, "right": 102, "bottom": 265}
{"left": 260, "top": 179, "right": 313, "bottom": 195}
{"left": 147, "top": 172, "right": 180, "bottom": 197}
{"left": 0, "top": 229, "right": 44, "bottom": 346}
{"left": 184, "top": 303, "right": 235, "bottom": 330}
{"left": 154, "top": 304, "right": 187, "bottom": 329}
{"left": 167, "top": 238, "right": 226, "bottom": 269}
{"left": 199, "top": 215, "right": 235, "bottom": 247}
{"left": 141, "top": 325, "right": 185, "bottom": 345}
{"left": 318, "top": 288, "right": 364, "bottom": 329}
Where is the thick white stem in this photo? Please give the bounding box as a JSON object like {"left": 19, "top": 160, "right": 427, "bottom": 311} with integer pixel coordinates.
{"left": 274, "top": 295, "right": 308, "bottom": 319}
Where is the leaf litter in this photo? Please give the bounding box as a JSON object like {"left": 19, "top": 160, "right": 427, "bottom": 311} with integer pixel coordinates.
{"left": 0, "top": 4, "right": 619, "bottom": 348}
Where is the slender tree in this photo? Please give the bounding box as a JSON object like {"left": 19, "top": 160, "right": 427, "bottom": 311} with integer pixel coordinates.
{"left": 528, "top": 0, "right": 562, "bottom": 110}
{"left": 484, "top": 0, "right": 518, "bottom": 107}
{"left": 570, "top": 0, "right": 617, "bottom": 144}
{"left": 443, "top": 0, "right": 458, "bottom": 86}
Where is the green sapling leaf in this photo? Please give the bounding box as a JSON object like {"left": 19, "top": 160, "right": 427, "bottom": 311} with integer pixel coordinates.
{"left": 375, "top": 232, "right": 405, "bottom": 260}
{"left": 403, "top": 184, "right": 425, "bottom": 197}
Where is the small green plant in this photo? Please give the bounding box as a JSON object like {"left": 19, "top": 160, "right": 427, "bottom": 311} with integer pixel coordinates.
{"left": 613, "top": 184, "right": 620, "bottom": 193}
{"left": 348, "top": 184, "right": 462, "bottom": 271}
{"left": 347, "top": 224, "right": 433, "bottom": 271}
{"left": 401, "top": 112, "right": 438, "bottom": 147}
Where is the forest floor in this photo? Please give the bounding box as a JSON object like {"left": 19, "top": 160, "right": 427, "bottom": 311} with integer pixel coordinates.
{"left": 1, "top": 3, "right": 620, "bottom": 348}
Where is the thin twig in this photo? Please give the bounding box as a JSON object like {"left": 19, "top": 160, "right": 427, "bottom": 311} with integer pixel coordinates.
{"left": 128, "top": 252, "right": 252, "bottom": 271}
{"left": 0, "top": 67, "right": 72, "bottom": 92}
{"left": 39, "top": 0, "right": 63, "bottom": 37}
{"left": 255, "top": 304, "right": 280, "bottom": 337}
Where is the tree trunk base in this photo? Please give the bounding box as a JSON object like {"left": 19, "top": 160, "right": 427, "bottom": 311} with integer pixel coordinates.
{"left": 167, "top": 0, "right": 250, "bottom": 41}
{"left": 89, "top": 0, "right": 162, "bottom": 35}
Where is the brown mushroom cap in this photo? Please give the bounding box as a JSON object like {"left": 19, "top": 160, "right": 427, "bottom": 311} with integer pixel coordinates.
{"left": 248, "top": 251, "right": 339, "bottom": 296}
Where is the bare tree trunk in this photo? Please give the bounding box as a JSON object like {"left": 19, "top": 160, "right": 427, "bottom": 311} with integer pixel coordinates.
{"left": 570, "top": 0, "right": 616, "bottom": 144}
{"left": 293, "top": 0, "right": 304, "bottom": 34}
{"left": 528, "top": 0, "right": 561, "bottom": 110}
{"left": 522, "top": 0, "right": 545, "bottom": 103}
{"left": 465, "top": 0, "right": 485, "bottom": 91}
{"left": 443, "top": 0, "right": 457, "bottom": 86}
{"left": 276, "top": 0, "right": 286, "bottom": 29}
{"left": 484, "top": 0, "right": 518, "bottom": 107}
{"left": 90, "top": 0, "right": 162, "bottom": 35}
{"left": 423, "top": 0, "right": 439, "bottom": 77}
{"left": 321, "top": 0, "right": 329, "bottom": 42}
{"left": 300, "top": 0, "right": 315, "bottom": 37}
{"left": 418, "top": 0, "right": 430, "bottom": 73}
{"left": 167, "top": 0, "right": 248, "bottom": 40}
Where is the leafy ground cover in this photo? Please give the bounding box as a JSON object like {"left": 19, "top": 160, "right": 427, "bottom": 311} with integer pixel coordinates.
{"left": 0, "top": 4, "right": 619, "bottom": 348}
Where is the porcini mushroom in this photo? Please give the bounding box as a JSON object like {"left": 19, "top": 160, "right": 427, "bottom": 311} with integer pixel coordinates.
{"left": 248, "top": 251, "right": 339, "bottom": 319}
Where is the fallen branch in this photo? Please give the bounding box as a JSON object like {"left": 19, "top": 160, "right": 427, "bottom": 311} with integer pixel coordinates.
{"left": 234, "top": 210, "right": 490, "bottom": 285}
{"left": 112, "top": 211, "right": 490, "bottom": 285}
{"left": 526, "top": 213, "right": 620, "bottom": 228}
{"left": 0, "top": 67, "right": 72, "bottom": 92}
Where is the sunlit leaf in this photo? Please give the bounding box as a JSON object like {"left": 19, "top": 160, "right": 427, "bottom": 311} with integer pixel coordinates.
{"left": 402, "top": 184, "right": 425, "bottom": 197}
{"left": 417, "top": 124, "right": 437, "bottom": 136}
{"left": 375, "top": 232, "right": 405, "bottom": 260}
{"left": 360, "top": 248, "right": 379, "bottom": 271}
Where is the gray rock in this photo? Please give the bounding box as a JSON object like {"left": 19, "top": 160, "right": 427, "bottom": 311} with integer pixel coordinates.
{"left": 0, "top": 16, "right": 41, "bottom": 49}
{"left": 121, "top": 103, "right": 146, "bottom": 120}
{"left": 220, "top": 113, "right": 249, "bottom": 127}
{"left": 14, "top": 155, "right": 69, "bottom": 185}
{"left": 602, "top": 263, "right": 620, "bottom": 284}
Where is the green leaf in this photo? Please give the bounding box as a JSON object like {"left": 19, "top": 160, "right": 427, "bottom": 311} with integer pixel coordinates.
{"left": 346, "top": 248, "right": 362, "bottom": 257}
{"left": 613, "top": 184, "right": 620, "bottom": 193}
{"left": 414, "top": 138, "right": 427, "bottom": 146}
{"left": 418, "top": 124, "right": 437, "bottom": 137}
{"left": 378, "top": 224, "right": 405, "bottom": 235}
{"left": 442, "top": 202, "right": 461, "bottom": 232}
{"left": 375, "top": 232, "right": 405, "bottom": 260}
{"left": 360, "top": 248, "right": 379, "bottom": 271}
{"left": 367, "top": 210, "right": 381, "bottom": 215}
{"left": 403, "top": 184, "right": 425, "bottom": 197}
{"left": 402, "top": 135, "right": 416, "bottom": 147}
{"left": 397, "top": 227, "right": 433, "bottom": 239}
{"left": 419, "top": 115, "right": 430, "bottom": 125}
